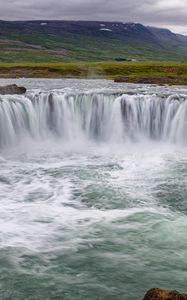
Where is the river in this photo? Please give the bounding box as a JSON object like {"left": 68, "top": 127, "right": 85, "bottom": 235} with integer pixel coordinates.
{"left": 0, "top": 79, "right": 187, "bottom": 300}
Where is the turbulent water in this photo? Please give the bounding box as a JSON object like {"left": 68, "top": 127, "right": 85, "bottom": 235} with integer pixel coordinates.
{"left": 0, "top": 79, "right": 187, "bottom": 300}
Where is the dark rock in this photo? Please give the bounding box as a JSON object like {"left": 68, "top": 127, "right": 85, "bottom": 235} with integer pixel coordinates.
{"left": 114, "top": 76, "right": 187, "bottom": 85}
{"left": 0, "top": 84, "right": 26, "bottom": 95}
{"left": 143, "top": 288, "right": 187, "bottom": 300}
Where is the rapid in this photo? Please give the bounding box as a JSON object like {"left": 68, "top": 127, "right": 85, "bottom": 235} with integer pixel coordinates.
{"left": 0, "top": 79, "right": 186, "bottom": 300}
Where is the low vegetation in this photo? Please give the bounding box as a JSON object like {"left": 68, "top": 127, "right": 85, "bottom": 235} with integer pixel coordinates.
{"left": 1, "top": 21, "right": 187, "bottom": 63}
{"left": 1, "top": 62, "right": 187, "bottom": 85}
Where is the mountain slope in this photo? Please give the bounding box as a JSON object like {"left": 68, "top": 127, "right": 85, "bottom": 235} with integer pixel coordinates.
{"left": 148, "top": 26, "right": 187, "bottom": 52}
{"left": 0, "top": 20, "right": 187, "bottom": 62}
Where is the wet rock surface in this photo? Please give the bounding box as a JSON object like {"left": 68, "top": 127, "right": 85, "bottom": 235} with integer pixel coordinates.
{"left": 143, "top": 288, "right": 187, "bottom": 300}
{"left": 0, "top": 84, "right": 26, "bottom": 95}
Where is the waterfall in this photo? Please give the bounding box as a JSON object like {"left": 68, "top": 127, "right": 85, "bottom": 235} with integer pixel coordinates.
{"left": 0, "top": 91, "right": 187, "bottom": 148}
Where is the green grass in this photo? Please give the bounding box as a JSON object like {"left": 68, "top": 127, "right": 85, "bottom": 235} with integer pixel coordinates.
{"left": 1, "top": 20, "right": 187, "bottom": 65}
{"left": 1, "top": 61, "right": 187, "bottom": 79}
{"left": 1, "top": 23, "right": 187, "bottom": 63}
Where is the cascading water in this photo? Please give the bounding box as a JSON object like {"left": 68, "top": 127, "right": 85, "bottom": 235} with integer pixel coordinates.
{"left": 0, "top": 79, "right": 187, "bottom": 300}
{"left": 0, "top": 91, "right": 187, "bottom": 148}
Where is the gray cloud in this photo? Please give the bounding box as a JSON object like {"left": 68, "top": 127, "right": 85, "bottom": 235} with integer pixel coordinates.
{"left": 0, "top": 0, "right": 187, "bottom": 34}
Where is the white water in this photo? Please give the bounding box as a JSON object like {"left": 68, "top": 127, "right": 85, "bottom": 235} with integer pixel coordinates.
{"left": 0, "top": 88, "right": 187, "bottom": 148}
{"left": 0, "top": 79, "right": 187, "bottom": 300}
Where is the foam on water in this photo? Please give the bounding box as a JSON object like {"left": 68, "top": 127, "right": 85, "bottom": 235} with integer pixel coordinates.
{"left": 0, "top": 79, "right": 187, "bottom": 300}
{"left": 0, "top": 88, "right": 187, "bottom": 148}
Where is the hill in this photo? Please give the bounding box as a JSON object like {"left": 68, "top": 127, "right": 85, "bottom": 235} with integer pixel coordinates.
{"left": 0, "top": 20, "right": 187, "bottom": 62}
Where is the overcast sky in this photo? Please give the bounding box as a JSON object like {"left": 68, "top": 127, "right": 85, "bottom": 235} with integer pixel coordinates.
{"left": 0, "top": 0, "right": 187, "bottom": 34}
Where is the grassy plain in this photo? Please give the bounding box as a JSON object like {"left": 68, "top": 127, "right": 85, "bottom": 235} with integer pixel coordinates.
{"left": 0, "top": 61, "right": 187, "bottom": 84}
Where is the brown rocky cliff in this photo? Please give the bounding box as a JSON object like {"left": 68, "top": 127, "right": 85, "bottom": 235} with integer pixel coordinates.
{"left": 143, "top": 288, "right": 187, "bottom": 300}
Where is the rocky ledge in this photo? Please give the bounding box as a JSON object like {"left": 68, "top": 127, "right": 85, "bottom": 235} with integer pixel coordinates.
{"left": 0, "top": 84, "right": 26, "bottom": 95}
{"left": 114, "top": 76, "right": 187, "bottom": 85}
{"left": 143, "top": 288, "right": 187, "bottom": 300}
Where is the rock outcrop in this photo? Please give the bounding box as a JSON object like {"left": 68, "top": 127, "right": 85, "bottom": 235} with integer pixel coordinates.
{"left": 0, "top": 84, "right": 26, "bottom": 95}
{"left": 143, "top": 288, "right": 187, "bottom": 300}
{"left": 114, "top": 76, "right": 187, "bottom": 85}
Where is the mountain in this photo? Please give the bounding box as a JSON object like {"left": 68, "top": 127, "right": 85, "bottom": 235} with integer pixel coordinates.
{"left": 0, "top": 20, "right": 187, "bottom": 63}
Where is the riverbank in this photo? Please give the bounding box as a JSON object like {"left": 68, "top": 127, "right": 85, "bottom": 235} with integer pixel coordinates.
{"left": 0, "top": 62, "right": 187, "bottom": 85}
{"left": 114, "top": 75, "right": 187, "bottom": 85}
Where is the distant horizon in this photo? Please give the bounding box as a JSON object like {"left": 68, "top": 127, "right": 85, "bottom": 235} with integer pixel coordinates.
{"left": 0, "top": 18, "right": 186, "bottom": 36}
{"left": 0, "top": 0, "right": 186, "bottom": 36}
